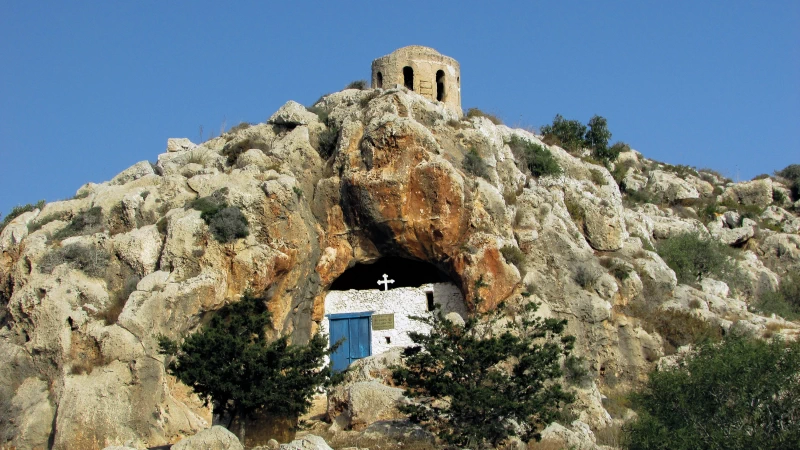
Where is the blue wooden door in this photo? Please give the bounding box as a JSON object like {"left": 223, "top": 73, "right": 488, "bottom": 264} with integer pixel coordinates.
{"left": 329, "top": 312, "right": 372, "bottom": 372}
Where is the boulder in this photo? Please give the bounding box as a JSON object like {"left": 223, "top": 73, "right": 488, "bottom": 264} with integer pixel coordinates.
{"left": 172, "top": 426, "right": 243, "bottom": 450}
{"left": 720, "top": 178, "right": 773, "bottom": 207}
{"left": 327, "top": 381, "right": 406, "bottom": 430}
{"left": 279, "top": 434, "right": 332, "bottom": 450}
{"left": 110, "top": 161, "right": 156, "bottom": 185}
{"left": 268, "top": 100, "right": 320, "bottom": 126}
{"left": 167, "top": 138, "right": 196, "bottom": 152}
{"left": 646, "top": 170, "right": 700, "bottom": 203}
{"left": 539, "top": 421, "right": 600, "bottom": 450}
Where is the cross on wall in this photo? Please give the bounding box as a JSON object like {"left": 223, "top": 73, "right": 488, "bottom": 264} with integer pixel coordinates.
{"left": 377, "top": 274, "right": 395, "bottom": 291}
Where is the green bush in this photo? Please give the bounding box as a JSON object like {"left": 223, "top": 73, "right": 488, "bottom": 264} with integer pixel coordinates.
{"left": 540, "top": 114, "right": 587, "bottom": 152}
{"left": 462, "top": 147, "right": 490, "bottom": 179}
{"left": 656, "top": 232, "right": 738, "bottom": 284}
{"left": 191, "top": 194, "right": 249, "bottom": 243}
{"left": 317, "top": 124, "right": 340, "bottom": 159}
{"left": 159, "top": 293, "right": 335, "bottom": 441}
{"left": 0, "top": 200, "right": 46, "bottom": 234}
{"left": 754, "top": 274, "right": 800, "bottom": 320}
{"left": 775, "top": 163, "right": 800, "bottom": 200}
{"left": 500, "top": 245, "right": 524, "bottom": 269}
{"left": 392, "top": 302, "right": 575, "bottom": 447}
{"left": 227, "top": 122, "right": 253, "bottom": 134}
{"left": 221, "top": 136, "right": 271, "bottom": 166}
{"left": 465, "top": 107, "right": 503, "bottom": 125}
{"left": 624, "top": 336, "right": 800, "bottom": 450}
{"left": 39, "top": 242, "right": 110, "bottom": 278}
{"left": 345, "top": 79, "right": 368, "bottom": 90}
{"left": 208, "top": 207, "right": 249, "bottom": 243}
{"left": 306, "top": 105, "right": 329, "bottom": 125}
{"left": 53, "top": 207, "right": 104, "bottom": 240}
{"left": 507, "top": 135, "right": 562, "bottom": 178}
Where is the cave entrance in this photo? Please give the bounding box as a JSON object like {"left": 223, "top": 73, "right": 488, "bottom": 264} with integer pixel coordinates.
{"left": 323, "top": 257, "right": 466, "bottom": 371}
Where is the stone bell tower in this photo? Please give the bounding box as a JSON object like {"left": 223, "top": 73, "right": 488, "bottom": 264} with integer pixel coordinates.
{"left": 371, "top": 46, "right": 462, "bottom": 116}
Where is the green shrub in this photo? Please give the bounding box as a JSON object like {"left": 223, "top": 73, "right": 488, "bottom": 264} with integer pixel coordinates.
{"left": 359, "top": 90, "right": 380, "bottom": 108}
{"left": 623, "top": 189, "right": 654, "bottom": 206}
{"left": 574, "top": 264, "right": 600, "bottom": 289}
{"left": 208, "top": 207, "right": 249, "bottom": 243}
{"left": 540, "top": 114, "right": 587, "bottom": 152}
{"left": 462, "top": 147, "right": 490, "bottom": 179}
{"left": 507, "top": 135, "right": 563, "bottom": 178}
{"left": 392, "top": 302, "right": 575, "bottom": 447}
{"left": 775, "top": 164, "right": 800, "bottom": 200}
{"left": 564, "top": 355, "right": 593, "bottom": 387}
{"left": 228, "top": 122, "right": 253, "bottom": 133}
{"left": 754, "top": 274, "right": 800, "bottom": 320}
{"left": 590, "top": 168, "right": 607, "bottom": 185}
{"left": 191, "top": 194, "right": 249, "bottom": 244}
{"left": 221, "top": 136, "right": 270, "bottom": 166}
{"left": 53, "top": 207, "right": 104, "bottom": 240}
{"left": 612, "top": 160, "right": 634, "bottom": 188}
{"left": 306, "top": 105, "right": 329, "bottom": 125}
{"left": 499, "top": 245, "right": 524, "bottom": 269}
{"left": 317, "top": 124, "right": 340, "bottom": 159}
{"left": 0, "top": 200, "right": 46, "bottom": 234}
{"left": 345, "top": 79, "right": 368, "bottom": 90}
{"left": 159, "top": 293, "right": 336, "bottom": 441}
{"left": 39, "top": 242, "right": 110, "bottom": 278}
{"left": 624, "top": 336, "right": 800, "bottom": 450}
{"left": 772, "top": 189, "right": 787, "bottom": 204}
{"left": 656, "top": 232, "right": 738, "bottom": 284}
{"left": 27, "top": 213, "right": 64, "bottom": 234}
{"left": 465, "top": 107, "right": 503, "bottom": 125}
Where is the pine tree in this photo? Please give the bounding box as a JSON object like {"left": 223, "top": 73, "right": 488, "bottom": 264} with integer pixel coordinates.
{"left": 392, "top": 302, "right": 575, "bottom": 448}
{"left": 158, "top": 293, "right": 334, "bottom": 442}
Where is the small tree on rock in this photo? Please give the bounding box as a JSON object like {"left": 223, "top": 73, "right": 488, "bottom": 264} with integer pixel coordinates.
{"left": 392, "top": 302, "right": 575, "bottom": 448}
{"left": 158, "top": 293, "right": 335, "bottom": 442}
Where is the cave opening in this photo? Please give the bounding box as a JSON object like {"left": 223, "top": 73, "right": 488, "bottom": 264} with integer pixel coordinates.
{"left": 329, "top": 256, "right": 452, "bottom": 291}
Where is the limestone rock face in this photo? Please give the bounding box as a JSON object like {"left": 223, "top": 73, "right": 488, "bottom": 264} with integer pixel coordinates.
{"left": 646, "top": 170, "right": 700, "bottom": 203}
{"left": 279, "top": 434, "right": 333, "bottom": 450}
{"left": 720, "top": 178, "right": 774, "bottom": 207}
{"left": 268, "top": 100, "right": 320, "bottom": 126}
{"left": 1, "top": 86, "right": 799, "bottom": 448}
{"left": 172, "top": 425, "right": 243, "bottom": 450}
{"left": 167, "top": 138, "right": 196, "bottom": 152}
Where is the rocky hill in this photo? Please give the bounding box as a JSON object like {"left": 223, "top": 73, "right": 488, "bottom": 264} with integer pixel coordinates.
{"left": 1, "top": 87, "right": 798, "bottom": 449}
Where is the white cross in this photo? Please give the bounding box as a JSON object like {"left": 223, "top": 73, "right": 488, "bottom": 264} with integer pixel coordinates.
{"left": 377, "top": 273, "right": 395, "bottom": 291}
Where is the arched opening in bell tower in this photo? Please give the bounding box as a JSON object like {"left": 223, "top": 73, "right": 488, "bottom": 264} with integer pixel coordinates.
{"left": 403, "top": 66, "right": 414, "bottom": 91}
{"left": 436, "top": 70, "right": 445, "bottom": 101}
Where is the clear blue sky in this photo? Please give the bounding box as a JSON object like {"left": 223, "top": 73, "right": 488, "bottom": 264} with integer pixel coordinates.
{"left": 1, "top": 1, "right": 798, "bottom": 217}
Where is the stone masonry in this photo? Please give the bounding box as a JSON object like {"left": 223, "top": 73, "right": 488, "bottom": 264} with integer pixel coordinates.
{"left": 371, "top": 45, "right": 462, "bottom": 115}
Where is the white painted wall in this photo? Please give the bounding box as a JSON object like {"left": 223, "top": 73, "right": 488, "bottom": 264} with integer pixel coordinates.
{"left": 321, "top": 282, "right": 466, "bottom": 357}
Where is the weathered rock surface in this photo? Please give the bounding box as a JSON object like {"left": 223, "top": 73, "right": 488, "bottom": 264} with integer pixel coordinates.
{"left": 720, "top": 178, "right": 773, "bottom": 207}
{"left": 279, "top": 434, "right": 333, "bottom": 450}
{"left": 171, "top": 425, "right": 243, "bottom": 450}
{"left": 1, "top": 86, "right": 798, "bottom": 449}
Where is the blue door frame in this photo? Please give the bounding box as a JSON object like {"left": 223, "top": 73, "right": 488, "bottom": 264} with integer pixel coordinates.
{"left": 328, "top": 311, "right": 373, "bottom": 372}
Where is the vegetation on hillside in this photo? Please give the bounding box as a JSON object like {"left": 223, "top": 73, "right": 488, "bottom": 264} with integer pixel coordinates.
{"left": 392, "top": 302, "right": 575, "bottom": 448}
{"left": 158, "top": 293, "right": 335, "bottom": 441}
{"left": 625, "top": 336, "right": 800, "bottom": 450}
{"left": 507, "top": 135, "right": 562, "bottom": 178}
{"left": 191, "top": 192, "right": 249, "bottom": 243}
{"left": 0, "top": 200, "right": 45, "bottom": 234}
{"left": 656, "top": 232, "right": 739, "bottom": 285}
